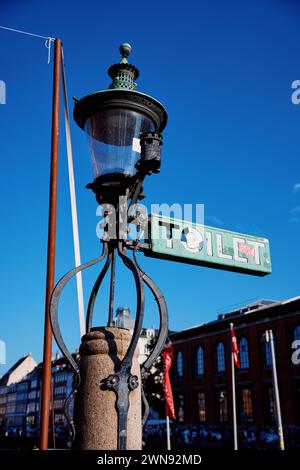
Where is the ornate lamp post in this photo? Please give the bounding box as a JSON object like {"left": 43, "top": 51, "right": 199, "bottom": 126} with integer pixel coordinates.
{"left": 50, "top": 44, "right": 169, "bottom": 450}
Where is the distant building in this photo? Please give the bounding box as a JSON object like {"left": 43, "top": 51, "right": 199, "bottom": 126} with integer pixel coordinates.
{"left": 170, "top": 297, "right": 300, "bottom": 430}
{"left": 51, "top": 352, "right": 78, "bottom": 427}
{"left": 138, "top": 328, "right": 156, "bottom": 365}
{"left": 25, "top": 366, "right": 42, "bottom": 431}
{"left": 113, "top": 307, "right": 157, "bottom": 364}
{"left": 0, "top": 351, "right": 78, "bottom": 435}
{"left": 0, "top": 354, "right": 37, "bottom": 433}
{"left": 114, "top": 307, "right": 135, "bottom": 330}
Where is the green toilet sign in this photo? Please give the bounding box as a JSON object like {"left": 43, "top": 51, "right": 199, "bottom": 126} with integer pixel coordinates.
{"left": 146, "top": 214, "right": 271, "bottom": 276}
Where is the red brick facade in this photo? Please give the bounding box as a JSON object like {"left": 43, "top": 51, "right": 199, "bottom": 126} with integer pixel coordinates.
{"left": 170, "top": 298, "right": 300, "bottom": 427}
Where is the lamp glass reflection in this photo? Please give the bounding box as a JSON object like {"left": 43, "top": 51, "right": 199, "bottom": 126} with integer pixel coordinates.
{"left": 85, "top": 108, "right": 155, "bottom": 179}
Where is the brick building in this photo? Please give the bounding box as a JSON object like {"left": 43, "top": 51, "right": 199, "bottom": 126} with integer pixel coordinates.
{"left": 170, "top": 297, "right": 300, "bottom": 429}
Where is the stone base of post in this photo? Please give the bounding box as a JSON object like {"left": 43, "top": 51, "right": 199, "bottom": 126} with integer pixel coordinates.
{"left": 73, "top": 327, "right": 142, "bottom": 450}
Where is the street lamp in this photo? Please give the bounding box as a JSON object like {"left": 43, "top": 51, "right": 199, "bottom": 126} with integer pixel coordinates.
{"left": 50, "top": 43, "right": 169, "bottom": 450}
{"left": 73, "top": 43, "right": 167, "bottom": 203}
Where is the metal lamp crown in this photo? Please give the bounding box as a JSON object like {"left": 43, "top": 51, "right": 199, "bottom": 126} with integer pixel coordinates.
{"left": 108, "top": 43, "right": 139, "bottom": 91}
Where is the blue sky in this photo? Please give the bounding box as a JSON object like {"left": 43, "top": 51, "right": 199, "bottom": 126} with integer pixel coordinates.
{"left": 1, "top": 0, "right": 300, "bottom": 375}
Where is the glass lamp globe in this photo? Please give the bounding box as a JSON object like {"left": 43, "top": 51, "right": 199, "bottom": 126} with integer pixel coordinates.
{"left": 73, "top": 43, "right": 168, "bottom": 194}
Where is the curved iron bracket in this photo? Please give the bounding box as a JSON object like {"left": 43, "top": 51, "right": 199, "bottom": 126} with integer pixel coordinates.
{"left": 133, "top": 246, "right": 169, "bottom": 425}
{"left": 50, "top": 243, "right": 108, "bottom": 445}
{"left": 86, "top": 246, "right": 112, "bottom": 333}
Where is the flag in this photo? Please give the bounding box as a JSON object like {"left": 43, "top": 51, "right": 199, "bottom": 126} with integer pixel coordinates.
{"left": 231, "top": 325, "right": 240, "bottom": 369}
{"left": 162, "top": 340, "right": 176, "bottom": 420}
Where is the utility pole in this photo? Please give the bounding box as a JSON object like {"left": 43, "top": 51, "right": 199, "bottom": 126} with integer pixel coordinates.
{"left": 39, "top": 38, "right": 62, "bottom": 450}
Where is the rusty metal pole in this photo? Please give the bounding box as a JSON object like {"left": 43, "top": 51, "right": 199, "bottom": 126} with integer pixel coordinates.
{"left": 39, "top": 38, "right": 62, "bottom": 450}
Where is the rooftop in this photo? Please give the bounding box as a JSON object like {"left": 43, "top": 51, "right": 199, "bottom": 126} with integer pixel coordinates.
{"left": 170, "top": 295, "right": 300, "bottom": 342}
{"left": 0, "top": 354, "right": 34, "bottom": 386}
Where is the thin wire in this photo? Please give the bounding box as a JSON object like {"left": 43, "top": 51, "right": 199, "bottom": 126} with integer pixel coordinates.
{"left": 61, "top": 46, "right": 86, "bottom": 339}
{"left": 0, "top": 25, "right": 55, "bottom": 40}
{"left": 0, "top": 25, "right": 56, "bottom": 64}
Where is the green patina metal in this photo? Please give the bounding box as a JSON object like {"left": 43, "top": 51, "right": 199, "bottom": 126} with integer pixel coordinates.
{"left": 108, "top": 43, "right": 139, "bottom": 91}
{"left": 73, "top": 43, "right": 168, "bottom": 132}
{"left": 148, "top": 214, "right": 272, "bottom": 276}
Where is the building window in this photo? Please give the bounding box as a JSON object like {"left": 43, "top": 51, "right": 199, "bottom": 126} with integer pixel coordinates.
{"left": 7, "top": 394, "right": 17, "bottom": 403}
{"left": 17, "top": 383, "right": 28, "bottom": 392}
{"left": 54, "top": 413, "right": 64, "bottom": 424}
{"left": 54, "top": 399, "right": 64, "bottom": 410}
{"left": 264, "top": 340, "right": 272, "bottom": 367}
{"left": 293, "top": 325, "right": 300, "bottom": 341}
{"left": 294, "top": 383, "right": 300, "bottom": 420}
{"left": 6, "top": 405, "right": 16, "bottom": 414}
{"left": 242, "top": 389, "right": 253, "bottom": 422}
{"left": 268, "top": 387, "right": 276, "bottom": 423}
{"left": 26, "top": 416, "right": 35, "bottom": 425}
{"left": 196, "top": 347, "right": 204, "bottom": 376}
{"left": 17, "top": 392, "right": 27, "bottom": 401}
{"left": 55, "top": 372, "right": 67, "bottom": 383}
{"left": 27, "top": 403, "right": 36, "bottom": 413}
{"left": 177, "top": 395, "right": 184, "bottom": 422}
{"left": 54, "top": 386, "right": 66, "bottom": 396}
{"left": 198, "top": 392, "right": 206, "bottom": 422}
{"left": 218, "top": 390, "right": 228, "bottom": 422}
{"left": 177, "top": 351, "right": 183, "bottom": 377}
{"left": 239, "top": 338, "right": 249, "bottom": 369}
{"left": 30, "top": 379, "right": 38, "bottom": 389}
{"left": 291, "top": 326, "right": 300, "bottom": 366}
{"left": 16, "top": 404, "right": 26, "bottom": 413}
{"left": 216, "top": 343, "right": 225, "bottom": 373}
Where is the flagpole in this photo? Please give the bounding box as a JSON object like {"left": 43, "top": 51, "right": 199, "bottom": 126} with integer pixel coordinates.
{"left": 230, "top": 323, "right": 238, "bottom": 450}
{"left": 166, "top": 415, "right": 171, "bottom": 450}
{"left": 267, "top": 330, "right": 285, "bottom": 450}
{"left": 162, "top": 339, "right": 176, "bottom": 451}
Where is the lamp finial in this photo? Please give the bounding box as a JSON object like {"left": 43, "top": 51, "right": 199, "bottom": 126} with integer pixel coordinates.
{"left": 108, "top": 42, "right": 139, "bottom": 90}
{"left": 119, "top": 43, "right": 132, "bottom": 64}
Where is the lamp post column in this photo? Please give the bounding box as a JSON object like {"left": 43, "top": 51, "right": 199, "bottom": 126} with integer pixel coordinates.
{"left": 73, "top": 328, "right": 142, "bottom": 450}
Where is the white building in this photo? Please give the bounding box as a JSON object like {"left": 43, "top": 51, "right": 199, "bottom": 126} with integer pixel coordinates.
{"left": 113, "top": 307, "right": 156, "bottom": 364}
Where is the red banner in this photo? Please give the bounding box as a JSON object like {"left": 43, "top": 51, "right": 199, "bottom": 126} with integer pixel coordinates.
{"left": 231, "top": 325, "right": 240, "bottom": 369}
{"left": 162, "top": 341, "right": 176, "bottom": 420}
